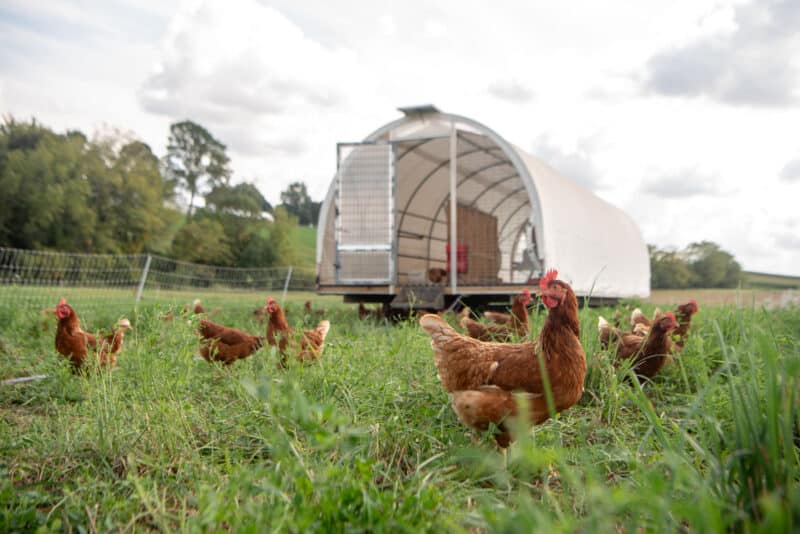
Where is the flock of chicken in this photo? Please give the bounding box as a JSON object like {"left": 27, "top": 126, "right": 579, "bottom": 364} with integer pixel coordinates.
{"left": 53, "top": 297, "right": 330, "bottom": 371}
{"left": 419, "top": 271, "right": 698, "bottom": 448}
{"left": 51, "top": 268, "right": 698, "bottom": 451}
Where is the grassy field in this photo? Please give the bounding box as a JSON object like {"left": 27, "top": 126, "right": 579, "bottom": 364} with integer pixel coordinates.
{"left": 290, "top": 226, "right": 317, "bottom": 271}
{"left": 648, "top": 288, "right": 800, "bottom": 308}
{"left": 743, "top": 271, "right": 800, "bottom": 290}
{"left": 1, "top": 295, "right": 799, "bottom": 532}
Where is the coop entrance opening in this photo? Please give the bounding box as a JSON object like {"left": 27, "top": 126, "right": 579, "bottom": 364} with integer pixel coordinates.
{"left": 334, "top": 142, "right": 396, "bottom": 285}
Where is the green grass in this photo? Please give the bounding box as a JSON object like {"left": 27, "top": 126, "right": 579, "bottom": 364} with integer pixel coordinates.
{"left": 291, "top": 225, "right": 317, "bottom": 271}
{"left": 743, "top": 271, "right": 800, "bottom": 290}
{"left": 1, "top": 298, "right": 798, "bottom": 532}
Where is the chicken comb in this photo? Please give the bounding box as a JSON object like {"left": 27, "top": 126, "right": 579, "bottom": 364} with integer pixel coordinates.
{"left": 539, "top": 269, "right": 558, "bottom": 291}
{"left": 666, "top": 311, "right": 677, "bottom": 323}
{"left": 267, "top": 297, "right": 276, "bottom": 304}
{"left": 58, "top": 297, "right": 66, "bottom": 306}
{"left": 521, "top": 288, "right": 531, "bottom": 297}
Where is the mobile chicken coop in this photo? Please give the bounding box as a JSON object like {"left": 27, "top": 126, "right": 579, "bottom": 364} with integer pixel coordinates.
{"left": 316, "top": 106, "right": 649, "bottom": 310}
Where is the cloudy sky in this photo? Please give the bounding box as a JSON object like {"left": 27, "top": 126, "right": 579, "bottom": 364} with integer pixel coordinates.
{"left": 2, "top": 0, "right": 799, "bottom": 275}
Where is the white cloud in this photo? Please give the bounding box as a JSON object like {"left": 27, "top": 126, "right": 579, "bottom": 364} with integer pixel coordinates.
{"left": 775, "top": 232, "right": 800, "bottom": 250}
{"left": 423, "top": 20, "right": 448, "bottom": 38}
{"left": 642, "top": 0, "right": 800, "bottom": 106}
{"left": 487, "top": 79, "right": 534, "bottom": 103}
{"left": 780, "top": 157, "right": 800, "bottom": 182}
{"left": 377, "top": 14, "right": 396, "bottom": 36}
{"left": 139, "top": 0, "right": 359, "bottom": 123}
{"left": 532, "top": 134, "right": 606, "bottom": 190}
{"left": 640, "top": 168, "right": 727, "bottom": 198}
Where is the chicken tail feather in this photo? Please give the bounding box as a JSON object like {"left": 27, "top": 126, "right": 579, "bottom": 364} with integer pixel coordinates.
{"left": 420, "top": 313, "right": 461, "bottom": 348}
{"left": 315, "top": 320, "right": 331, "bottom": 342}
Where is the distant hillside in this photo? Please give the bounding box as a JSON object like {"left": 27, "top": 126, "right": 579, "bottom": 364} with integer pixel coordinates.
{"left": 743, "top": 271, "right": 800, "bottom": 290}
{"left": 291, "top": 225, "right": 317, "bottom": 271}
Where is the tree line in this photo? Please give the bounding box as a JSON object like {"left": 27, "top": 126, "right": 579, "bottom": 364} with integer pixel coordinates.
{"left": 649, "top": 241, "right": 742, "bottom": 289}
{"left": 0, "top": 117, "right": 320, "bottom": 267}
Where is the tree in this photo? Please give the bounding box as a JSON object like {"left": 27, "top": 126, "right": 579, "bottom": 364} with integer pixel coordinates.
{"left": 205, "top": 182, "right": 271, "bottom": 218}
{"left": 171, "top": 218, "right": 234, "bottom": 265}
{"left": 648, "top": 242, "right": 742, "bottom": 289}
{"left": 164, "top": 121, "right": 231, "bottom": 219}
{"left": 201, "top": 181, "right": 272, "bottom": 266}
{"left": 0, "top": 119, "right": 97, "bottom": 251}
{"left": 83, "top": 133, "right": 175, "bottom": 254}
{"left": 1, "top": 116, "right": 48, "bottom": 151}
{"left": 0, "top": 117, "right": 175, "bottom": 254}
{"left": 0, "top": 116, "right": 301, "bottom": 268}
{"left": 685, "top": 241, "right": 742, "bottom": 288}
{"left": 268, "top": 207, "right": 297, "bottom": 266}
{"left": 108, "top": 141, "right": 175, "bottom": 253}
{"left": 280, "top": 181, "right": 320, "bottom": 226}
{"left": 236, "top": 225, "right": 277, "bottom": 268}
{"left": 649, "top": 245, "right": 694, "bottom": 289}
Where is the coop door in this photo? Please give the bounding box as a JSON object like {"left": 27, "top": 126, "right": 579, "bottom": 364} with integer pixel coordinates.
{"left": 335, "top": 143, "right": 396, "bottom": 284}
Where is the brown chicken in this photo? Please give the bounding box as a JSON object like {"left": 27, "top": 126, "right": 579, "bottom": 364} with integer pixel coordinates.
{"left": 267, "top": 297, "right": 330, "bottom": 365}
{"left": 181, "top": 299, "right": 205, "bottom": 315}
{"left": 304, "top": 300, "right": 327, "bottom": 319}
{"left": 191, "top": 299, "right": 206, "bottom": 314}
{"left": 460, "top": 290, "right": 531, "bottom": 342}
{"left": 611, "top": 312, "right": 678, "bottom": 383}
{"left": 630, "top": 307, "right": 663, "bottom": 331}
{"left": 198, "top": 318, "right": 265, "bottom": 365}
{"left": 483, "top": 289, "right": 533, "bottom": 328}
{"left": 673, "top": 300, "right": 699, "bottom": 351}
{"left": 358, "top": 301, "right": 384, "bottom": 321}
{"left": 459, "top": 319, "right": 512, "bottom": 342}
{"left": 482, "top": 311, "right": 510, "bottom": 325}
{"left": 183, "top": 299, "right": 222, "bottom": 317}
{"left": 428, "top": 267, "right": 448, "bottom": 284}
{"left": 419, "top": 269, "right": 586, "bottom": 447}
{"left": 597, "top": 315, "right": 622, "bottom": 350}
{"left": 436, "top": 305, "right": 471, "bottom": 325}
{"left": 54, "top": 298, "right": 132, "bottom": 371}
{"left": 631, "top": 300, "right": 698, "bottom": 352}
{"left": 608, "top": 304, "right": 630, "bottom": 324}
{"left": 598, "top": 316, "right": 648, "bottom": 349}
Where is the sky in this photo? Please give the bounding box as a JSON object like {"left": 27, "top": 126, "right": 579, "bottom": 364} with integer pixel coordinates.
{"left": 1, "top": 0, "right": 799, "bottom": 275}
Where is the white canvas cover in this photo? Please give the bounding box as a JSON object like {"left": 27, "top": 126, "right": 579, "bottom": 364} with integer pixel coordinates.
{"left": 317, "top": 109, "right": 650, "bottom": 298}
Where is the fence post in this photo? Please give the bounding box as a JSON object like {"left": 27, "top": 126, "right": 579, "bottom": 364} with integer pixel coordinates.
{"left": 135, "top": 254, "right": 152, "bottom": 306}
{"left": 281, "top": 265, "right": 293, "bottom": 306}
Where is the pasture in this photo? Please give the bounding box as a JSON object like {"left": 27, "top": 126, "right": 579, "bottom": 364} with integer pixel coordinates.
{"left": 1, "top": 293, "right": 798, "bottom": 532}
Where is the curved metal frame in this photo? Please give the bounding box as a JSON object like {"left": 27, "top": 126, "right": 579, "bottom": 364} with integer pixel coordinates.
{"left": 466, "top": 173, "right": 520, "bottom": 207}
{"left": 422, "top": 159, "right": 514, "bottom": 270}
{"left": 395, "top": 146, "right": 504, "bottom": 238}
{"left": 498, "top": 200, "right": 530, "bottom": 243}
{"left": 396, "top": 139, "right": 432, "bottom": 161}
{"left": 489, "top": 185, "right": 527, "bottom": 215}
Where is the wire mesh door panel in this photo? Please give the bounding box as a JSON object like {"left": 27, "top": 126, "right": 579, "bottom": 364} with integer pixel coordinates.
{"left": 335, "top": 143, "right": 396, "bottom": 284}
